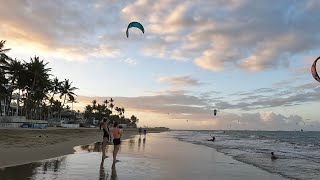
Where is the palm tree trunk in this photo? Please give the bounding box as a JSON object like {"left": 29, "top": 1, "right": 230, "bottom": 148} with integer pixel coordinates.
{"left": 63, "top": 94, "right": 66, "bottom": 108}
{"left": 0, "top": 99, "right": 2, "bottom": 116}
{"left": 26, "top": 76, "right": 36, "bottom": 119}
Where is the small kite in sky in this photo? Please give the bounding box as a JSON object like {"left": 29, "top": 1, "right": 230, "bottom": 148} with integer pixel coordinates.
{"left": 311, "top": 56, "right": 320, "bottom": 82}
{"left": 213, "top": 109, "right": 217, "bottom": 116}
{"left": 126, "top": 21, "right": 144, "bottom": 38}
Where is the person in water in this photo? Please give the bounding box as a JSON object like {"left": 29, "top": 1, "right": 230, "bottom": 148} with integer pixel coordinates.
{"left": 271, "top": 152, "right": 278, "bottom": 160}
{"left": 112, "top": 122, "right": 121, "bottom": 163}
{"left": 100, "top": 117, "right": 111, "bottom": 159}
{"left": 208, "top": 135, "right": 215, "bottom": 141}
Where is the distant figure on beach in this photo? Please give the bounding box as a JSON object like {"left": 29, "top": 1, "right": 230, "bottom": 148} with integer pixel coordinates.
{"left": 139, "top": 127, "right": 142, "bottom": 136}
{"left": 100, "top": 118, "right": 110, "bottom": 159}
{"left": 112, "top": 122, "right": 121, "bottom": 163}
{"left": 271, "top": 152, "right": 278, "bottom": 160}
{"left": 143, "top": 129, "right": 147, "bottom": 137}
{"left": 208, "top": 135, "right": 215, "bottom": 142}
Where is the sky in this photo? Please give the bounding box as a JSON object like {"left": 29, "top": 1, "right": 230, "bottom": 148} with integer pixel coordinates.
{"left": 1, "top": 0, "right": 320, "bottom": 130}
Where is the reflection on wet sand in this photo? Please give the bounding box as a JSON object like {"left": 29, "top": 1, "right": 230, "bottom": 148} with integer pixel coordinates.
{"left": 138, "top": 137, "right": 141, "bottom": 152}
{"left": 0, "top": 157, "right": 66, "bottom": 180}
{"left": 143, "top": 137, "right": 146, "bottom": 151}
{"left": 128, "top": 139, "right": 135, "bottom": 151}
{"left": 1, "top": 136, "right": 149, "bottom": 180}
{"left": 99, "top": 159, "right": 109, "bottom": 180}
{"left": 111, "top": 162, "right": 118, "bottom": 180}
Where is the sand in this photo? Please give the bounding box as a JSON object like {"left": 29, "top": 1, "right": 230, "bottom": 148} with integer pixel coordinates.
{"left": 0, "top": 127, "right": 165, "bottom": 168}
{"left": 0, "top": 132, "right": 287, "bottom": 180}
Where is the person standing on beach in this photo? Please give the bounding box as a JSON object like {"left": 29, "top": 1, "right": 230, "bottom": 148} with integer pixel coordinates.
{"left": 100, "top": 118, "right": 111, "bottom": 159}
{"left": 139, "top": 127, "right": 142, "bottom": 136}
{"left": 143, "top": 129, "right": 147, "bottom": 137}
{"left": 112, "top": 122, "right": 121, "bottom": 163}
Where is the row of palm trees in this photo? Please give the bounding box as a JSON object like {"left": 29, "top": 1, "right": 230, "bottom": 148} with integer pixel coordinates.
{"left": 84, "top": 98, "right": 139, "bottom": 127}
{"left": 0, "top": 40, "right": 78, "bottom": 120}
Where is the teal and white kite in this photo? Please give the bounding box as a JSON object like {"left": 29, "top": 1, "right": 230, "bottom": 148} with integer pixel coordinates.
{"left": 126, "top": 21, "right": 144, "bottom": 38}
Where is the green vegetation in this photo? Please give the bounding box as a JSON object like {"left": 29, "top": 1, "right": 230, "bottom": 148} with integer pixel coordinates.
{"left": 0, "top": 40, "right": 139, "bottom": 127}
{"left": 0, "top": 40, "right": 78, "bottom": 120}
{"left": 83, "top": 98, "right": 139, "bottom": 127}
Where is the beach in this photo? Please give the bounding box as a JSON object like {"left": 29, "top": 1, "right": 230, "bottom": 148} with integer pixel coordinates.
{"left": 0, "top": 131, "right": 288, "bottom": 180}
{"left": 0, "top": 128, "right": 165, "bottom": 168}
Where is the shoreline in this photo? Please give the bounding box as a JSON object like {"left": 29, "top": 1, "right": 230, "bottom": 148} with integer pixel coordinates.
{"left": 0, "top": 127, "right": 167, "bottom": 168}
{"left": 1, "top": 132, "right": 286, "bottom": 180}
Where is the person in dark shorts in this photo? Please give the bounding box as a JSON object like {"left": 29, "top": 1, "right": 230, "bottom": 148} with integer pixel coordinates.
{"left": 100, "top": 118, "right": 110, "bottom": 159}
{"left": 112, "top": 122, "right": 121, "bottom": 162}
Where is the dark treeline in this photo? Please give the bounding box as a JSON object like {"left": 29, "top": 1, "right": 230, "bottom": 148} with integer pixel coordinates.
{"left": 0, "top": 40, "right": 78, "bottom": 120}
{"left": 84, "top": 98, "right": 139, "bottom": 128}
{"left": 0, "top": 40, "right": 139, "bottom": 127}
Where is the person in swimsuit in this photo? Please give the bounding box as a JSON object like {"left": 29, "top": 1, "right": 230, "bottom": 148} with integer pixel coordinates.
{"left": 100, "top": 118, "right": 110, "bottom": 159}
{"left": 112, "top": 122, "right": 121, "bottom": 163}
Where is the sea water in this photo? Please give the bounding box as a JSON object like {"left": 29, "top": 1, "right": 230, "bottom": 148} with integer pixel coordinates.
{"left": 172, "top": 130, "right": 320, "bottom": 180}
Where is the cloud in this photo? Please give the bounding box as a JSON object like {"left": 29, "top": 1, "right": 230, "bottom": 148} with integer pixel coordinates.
{"left": 74, "top": 92, "right": 320, "bottom": 130}
{"left": 157, "top": 75, "right": 202, "bottom": 88}
{"left": 2, "top": 0, "right": 320, "bottom": 71}
{"left": 0, "top": 0, "right": 122, "bottom": 61}
{"left": 123, "top": 0, "right": 320, "bottom": 71}
{"left": 214, "top": 82, "right": 320, "bottom": 110}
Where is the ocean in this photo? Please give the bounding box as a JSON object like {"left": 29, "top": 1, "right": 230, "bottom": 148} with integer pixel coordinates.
{"left": 171, "top": 130, "right": 320, "bottom": 180}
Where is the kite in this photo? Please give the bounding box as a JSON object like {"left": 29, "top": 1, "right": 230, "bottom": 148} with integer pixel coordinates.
{"left": 213, "top": 109, "right": 217, "bottom": 116}
{"left": 311, "top": 56, "right": 320, "bottom": 82}
{"left": 126, "top": 21, "right": 144, "bottom": 38}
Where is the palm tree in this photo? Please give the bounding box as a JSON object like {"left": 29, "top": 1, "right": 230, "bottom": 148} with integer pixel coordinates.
{"left": 52, "top": 100, "right": 62, "bottom": 119}
{"left": 50, "top": 77, "right": 62, "bottom": 101}
{"left": 103, "top": 99, "right": 109, "bottom": 106}
{"left": 67, "top": 96, "right": 77, "bottom": 111}
{"left": 130, "top": 115, "right": 139, "bottom": 128}
{"left": 5, "top": 59, "right": 25, "bottom": 114}
{"left": 121, "top": 107, "right": 125, "bottom": 118}
{"left": 109, "top": 98, "right": 114, "bottom": 114}
{"left": 59, "top": 79, "right": 78, "bottom": 108}
{"left": 25, "top": 56, "right": 51, "bottom": 119}
{"left": 0, "top": 40, "right": 11, "bottom": 67}
{"left": 0, "top": 40, "right": 11, "bottom": 115}
{"left": 92, "top": 100, "right": 97, "bottom": 112}
{"left": 0, "top": 40, "right": 10, "bottom": 54}
{"left": 0, "top": 70, "right": 8, "bottom": 116}
{"left": 48, "top": 77, "right": 62, "bottom": 119}
{"left": 115, "top": 107, "right": 122, "bottom": 117}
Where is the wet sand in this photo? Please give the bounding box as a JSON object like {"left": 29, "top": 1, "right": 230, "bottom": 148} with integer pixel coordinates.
{"left": 0, "top": 132, "right": 287, "bottom": 180}
{"left": 0, "top": 128, "right": 165, "bottom": 168}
